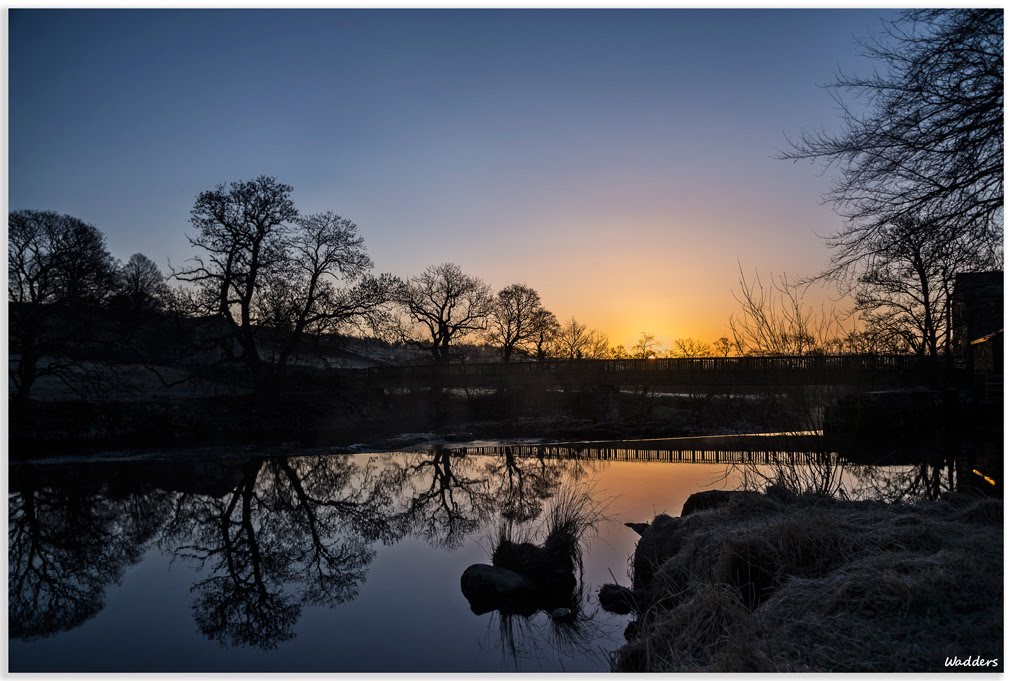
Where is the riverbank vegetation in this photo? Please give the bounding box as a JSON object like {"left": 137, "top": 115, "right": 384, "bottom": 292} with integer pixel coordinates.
{"left": 610, "top": 488, "right": 1003, "bottom": 672}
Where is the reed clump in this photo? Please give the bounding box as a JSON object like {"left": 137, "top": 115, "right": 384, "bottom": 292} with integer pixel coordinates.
{"left": 615, "top": 490, "right": 1002, "bottom": 672}
{"left": 493, "top": 485, "right": 607, "bottom": 583}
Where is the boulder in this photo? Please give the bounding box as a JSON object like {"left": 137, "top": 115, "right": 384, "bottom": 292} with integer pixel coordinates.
{"left": 460, "top": 564, "right": 536, "bottom": 614}
{"left": 681, "top": 490, "right": 769, "bottom": 517}
{"left": 598, "top": 584, "right": 637, "bottom": 614}
{"left": 631, "top": 514, "right": 685, "bottom": 590}
{"left": 680, "top": 490, "right": 736, "bottom": 517}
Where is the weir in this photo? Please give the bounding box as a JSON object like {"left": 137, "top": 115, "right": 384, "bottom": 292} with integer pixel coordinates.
{"left": 348, "top": 355, "right": 959, "bottom": 390}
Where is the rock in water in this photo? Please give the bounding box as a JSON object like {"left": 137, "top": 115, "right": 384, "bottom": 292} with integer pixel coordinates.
{"left": 460, "top": 564, "right": 536, "bottom": 613}
{"left": 599, "top": 584, "right": 637, "bottom": 614}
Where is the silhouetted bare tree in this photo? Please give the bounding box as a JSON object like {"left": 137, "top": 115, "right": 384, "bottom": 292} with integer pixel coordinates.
{"left": 530, "top": 308, "right": 561, "bottom": 361}
{"left": 8, "top": 210, "right": 119, "bottom": 411}
{"left": 254, "top": 211, "right": 395, "bottom": 368}
{"left": 172, "top": 176, "right": 297, "bottom": 393}
{"left": 555, "top": 317, "right": 610, "bottom": 359}
{"left": 729, "top": 265, "right": 840, "bottom": 356}
{"left": 632, "top": 332, "right": 662, "bottom": 359}
{"left": 556, "top": 317, "right": 589, "bottom": 359}
{"left": 585, "top": 329, "right": 611, "bottom": 359}
{"left": 172, "top": 177, "right": 390, "bottom": 398}
{"left": 394, "top": 263, "right": 492, "bottom": 365}
{"left": 110, "top": 253, "right": 171, "bottom": 314}
{"left": 783, "top": 10, "right": 1003, "bottom": 352}
{"left": 714, "top": 336, "right": 733, "bottom": 357}
{"left": 782, "top": 9, "right": 1003, "bottom": 255}
{"left": 849, "top": 217, "right": 996, "bottom": 356}
{"left": 670, "top": 337, "right": 711, "bottom": 358}
{"left": 610, "top": 344, "right": 629, "bottom": 359}
{"left": 486, "top": 284, "right": 552, "bottom": 362}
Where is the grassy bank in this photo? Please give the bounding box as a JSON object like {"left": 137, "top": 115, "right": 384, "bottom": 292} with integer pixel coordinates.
{"left": 612, "top": 489, "right": 1003, "bottom": 672}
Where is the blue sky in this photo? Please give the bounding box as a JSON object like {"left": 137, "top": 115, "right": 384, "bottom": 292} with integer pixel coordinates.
{"left": 9, "top": 9, "right": 896, "bottom": 344}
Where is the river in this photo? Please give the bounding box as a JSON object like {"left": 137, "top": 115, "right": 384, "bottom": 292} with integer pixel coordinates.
{"left": 8, "top": 436, "right": 971, "bottom": 672}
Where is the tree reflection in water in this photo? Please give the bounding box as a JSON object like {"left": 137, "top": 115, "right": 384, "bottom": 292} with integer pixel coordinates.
{"left": 395, "top": 446, "right": 593, "bottom": 548}
{"left": 8, "top": 469, "right": 171, "bottom": 640}
{"left": 8, "top": 448, "right": 595, "bottom": 654}
{"left": 848, "top": 460, "right": 957, "bottom": 502}
{"left": 396, "top": 450, "right": 498, "bottom": 549}
{"left": 485, "top": 447, "right": 566, "bottom": 523}
{"left": 161, "top": 455, "right": 401, "bottom": 649}
{"left": 9, "top": 444, "right": 996, "bottom": 669}
{"left": 727, "top": 450, "right": 969, "bottom": 503}
{"left": 164, "top": 449, "right": 590, "bottom": 648}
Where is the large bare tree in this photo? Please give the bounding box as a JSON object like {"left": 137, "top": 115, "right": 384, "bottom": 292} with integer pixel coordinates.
{"left": 8, "top": 210, "right": 118, "bottom": 411}
{"left": 850, "top": 217, "right": 994, "bottom": 356}
{"left": 529, "top": 307, "right": 561, "bottom": 361}
{"left": 394, "top": 263, "right": 492, "bottom": 365}
{"left": 782, "top": 9, "right": 1003, "bottom": 356}
{"left": 632, "top": 332, "right": 663, "bottom": 359}
{"left": 173, "top": 176, "right": 390, "bottom": 397}
{"left": 254, "top": 211, "right": 395, "bottom": 369}
{"left": 782, "top": 9, "right": 1003, "bottom": 257}
{"left": 669, "top": 337, "right": 711, "bottom": 358}
{"left": 485, "top": 283, "right": 549, "bottom": 362}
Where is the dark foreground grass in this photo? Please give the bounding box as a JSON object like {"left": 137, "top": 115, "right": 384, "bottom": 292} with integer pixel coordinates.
{"left": 615, "top": 489, "right": 1003, "bottom": 672}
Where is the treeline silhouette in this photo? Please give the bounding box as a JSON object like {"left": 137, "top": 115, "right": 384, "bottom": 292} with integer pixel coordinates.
{"left": 9, "top": 178, "right": 921, "bottom": 413}
{"left": 10, "top": 10, "right": 1002, "bottom": 430}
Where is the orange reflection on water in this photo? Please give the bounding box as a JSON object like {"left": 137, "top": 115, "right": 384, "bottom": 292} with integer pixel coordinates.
{"left": 593, "top": 461, "right": 740, "bottom": 522}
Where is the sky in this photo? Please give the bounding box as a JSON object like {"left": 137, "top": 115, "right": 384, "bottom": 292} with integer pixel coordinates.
{"left": 8, "top": 8, "right": 897, "bottom": 348}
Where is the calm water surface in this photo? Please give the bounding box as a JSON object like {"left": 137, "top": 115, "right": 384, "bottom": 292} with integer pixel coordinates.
{"left": 7, "top": 441, "right": 955, "bottom": 672}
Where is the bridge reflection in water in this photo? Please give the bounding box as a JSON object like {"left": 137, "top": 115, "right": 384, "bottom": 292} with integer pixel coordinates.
{"left": 448, "top": 434, "right": 828, "bottom": 465}
{"left": 444, "top": 432, "right": 999, "bottom": 501}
